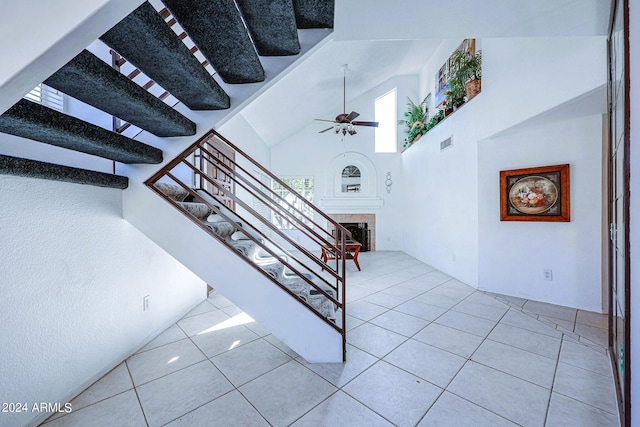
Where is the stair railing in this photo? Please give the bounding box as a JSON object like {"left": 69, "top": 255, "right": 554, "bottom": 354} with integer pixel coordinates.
{"left": 146, "top": 129, "right": 350, "bottom": 361}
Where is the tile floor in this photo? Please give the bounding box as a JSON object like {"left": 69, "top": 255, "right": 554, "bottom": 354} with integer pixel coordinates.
{"left": 42, "top": 251, "right": 620, "bottom": 427}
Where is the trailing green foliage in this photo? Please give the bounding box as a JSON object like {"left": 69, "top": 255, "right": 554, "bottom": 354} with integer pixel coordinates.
{"left": 399, "top": 96, "right": 446, "bottom": 149}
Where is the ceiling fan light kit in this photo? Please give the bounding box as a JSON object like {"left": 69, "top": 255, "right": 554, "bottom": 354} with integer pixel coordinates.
{"left": 316, "top": 64, "right": 378, "bottom": 137}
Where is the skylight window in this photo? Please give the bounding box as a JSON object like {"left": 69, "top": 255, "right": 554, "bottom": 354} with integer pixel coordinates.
{"left": 374, "top": 88, "right": 397, "bottom": 153}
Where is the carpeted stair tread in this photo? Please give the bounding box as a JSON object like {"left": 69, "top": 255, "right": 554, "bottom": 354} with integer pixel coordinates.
{"left": 44, "top": 50, "right": 196, "bottom": 137}
{"left": 0, "top": 155, "right": 129, "bottom": 189}
{"left": 0, "top": 99, "right": 163, "bottom": 164}
{"left": 292, "top": 0, "right": 334, "bottom": 28}
{"left": 162, "top": 0, "right": 265, "bottom": 84}
{"left": 235, "top": 0, "right": 300, "bottom": 56}
{"left": 100, "top": 2, "right": 230, "bottom": 111}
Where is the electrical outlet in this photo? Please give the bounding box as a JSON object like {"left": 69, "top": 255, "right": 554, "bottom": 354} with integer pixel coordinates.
{"left": 143, "top": 295, "right": 150, "bottom": 311}
{"left": 543, "top": 269, "right": 553, "bottom": 281}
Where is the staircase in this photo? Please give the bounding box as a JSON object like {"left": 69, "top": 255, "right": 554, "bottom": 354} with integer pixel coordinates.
{"left": 0, "top": 0, "right": 346, "bottom": 361}
{"left": 0, "top": 0, "right": 334, "bottom": 188}
{"left": 139, "top": 130, "right": 349, "bottom": 361}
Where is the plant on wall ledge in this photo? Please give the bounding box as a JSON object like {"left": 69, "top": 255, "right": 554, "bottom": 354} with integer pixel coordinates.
{"left": 398, "top": 96, "right": 428, "bottom": 147}
{"left": 449, "top": 49, "right": 482, "bottom": 102}
{"left": 399, "top": 95, "right": 447, "bottom": 149}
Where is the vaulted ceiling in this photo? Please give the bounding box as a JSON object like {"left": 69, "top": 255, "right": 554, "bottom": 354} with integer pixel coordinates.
{"left": 239, "top": 0, "right": 610, "bottom": 147}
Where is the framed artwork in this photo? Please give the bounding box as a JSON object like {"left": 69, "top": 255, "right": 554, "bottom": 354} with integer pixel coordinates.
{"left": 500, "top": 164, "right": 570, "bottom": 222}
{"left": 434, "top": 39, "right": 476, "bottom": 106}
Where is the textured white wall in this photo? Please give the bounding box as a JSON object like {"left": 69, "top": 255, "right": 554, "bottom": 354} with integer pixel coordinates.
{"left": 477, "top": 115, "right": 604, "bottom": 311}
{"left": 0, "top": 176, "right": 205, "bottom": 427}
{"left": 479, "top": 37, "right": 606, "bottom": 140}
{"left": 401, "top": 100, "right": 481, "bottom": 286}
{"left": 401, "top": 36, "right": 606, "bottom": 304}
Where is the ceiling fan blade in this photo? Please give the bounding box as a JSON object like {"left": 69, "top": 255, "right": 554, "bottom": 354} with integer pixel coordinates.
{"left": 345, "top": 111, "right": 360, "bottom": 122}
{"left": 351, "top": 120, "right": 379, "bottom": 127}
{"left": 319, "top": 126, "right": 334, "bottom": 133}
{"left": 315, "top": 118, "right": 337, "bottom": 123}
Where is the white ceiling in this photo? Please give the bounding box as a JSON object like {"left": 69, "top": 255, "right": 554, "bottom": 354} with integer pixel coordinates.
{"left": 238, "top": 0, "right": 611, "bottom": 147}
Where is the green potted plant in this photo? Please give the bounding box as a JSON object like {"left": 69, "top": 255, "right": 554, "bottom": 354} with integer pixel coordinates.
{"left": 449, "top": 49, "right": 482, "bottom": 101}
{"left": 443, "top": 77, "right": 466, "bottom": 114}
{"left": 398, "top": 96, "right": 429, "bottom": 146}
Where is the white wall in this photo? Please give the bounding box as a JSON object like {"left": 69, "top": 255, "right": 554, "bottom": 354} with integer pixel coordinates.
{"left": 401, "top": 35, "right": 606, "bottom": 301}
{"left": 401, "top": 99, "right": 481, "bottom": 286}
{"left": 479, "top": 37, "right": 606, "bottom": 139}
{"left": 0, "top": 176, "right": 204, "bottom": 427}
{"left": 477, "top": 115, "right": 604, "bottom": 311}
{"left": 270, "top": 75, "right": 416, "bottom": 251}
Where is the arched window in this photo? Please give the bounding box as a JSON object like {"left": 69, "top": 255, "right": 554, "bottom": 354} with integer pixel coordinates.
{"left": 341, "top": 165, "right": 361, "bottom": 192}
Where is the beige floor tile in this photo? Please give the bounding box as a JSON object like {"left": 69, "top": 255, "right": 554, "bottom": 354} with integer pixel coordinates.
{"left": 347, "top": 300, "right": 389, "bottom": 321}
{"left": 447, "top": 361, "right": 550, "bottom": 427}
{"left": 546, "top": 391, "right": 618, "bottom": 427}
{"left": 451, "top": 299, "right": 509, "bottom": 322}
{"left": 576, "top": 309, "right": 608, "bottom": 329}
{"left": 126, "top": 338, "right": 206, "bottom": 386}
{"left": 42, "top": 390, "right": 145, "bottom": 427}
{"left": 298, "top": 344, "right": 378, "bottom": 387}
{"left": 559, "top": 339, "right": 612, "bottom": 376}
{"left": 136, "top": 361, "right": 233, "bottom": 427}
{"left": 342, "top": 361, "right": 442, "bottom": 427}
{"left": 136, "top": 324, "right": 188, "bottom": 354}
{"left": 68, "top": 363, "right": 133, "bottom": 411}
{"left": 190, "top": 324, "right": 261, "bottom": 358}
{"left": 487, "top": 323, "right": 561, "bottom": 360}
{"left": 393, "top": 299, "right": 448, "bottom": 321}
{"left": 418, "top": 391, "right": 518, "bottom": 427}
{"left": 522, "top": 300, "right": 577, "bottom": 322}
{"left": 553, "top": 362, "right": 618, "bottom": 414}
{"left": 434, "top": 310, "right": 498, "bottom": 337}
{"left": 413, "top": 322, "right": 484, "bottom": 358}
{"left": 164, "top": 390, "right": 269, "bottom": 427}
{"left": 239, "top": 361, "right": 337, "bottom": 426}
{"left": 291, "top": 390, "right": 394, "bottom": 427}
{"left": 347, "top": 322, "right": 407, "bottom": 358}
{"left": 369, "top": 309, "right": 430, "bottom": 337}
{"left": 384, "top": 339, "right": 466, "bottom": 388}
{"left": 211, "top": 338, "right": 291, "bottom": 387}
{"left": 472, "top": 340, "right": 557, "bottom": 388}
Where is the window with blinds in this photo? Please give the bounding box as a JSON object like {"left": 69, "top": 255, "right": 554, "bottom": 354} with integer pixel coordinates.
{"left": 24, "top": 84, "right": 64, "bottom": 111}
{"left": 271, "top": 177, "right": 314, "bottom": 230}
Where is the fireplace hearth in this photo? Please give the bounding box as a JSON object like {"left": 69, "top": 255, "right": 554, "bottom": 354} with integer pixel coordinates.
{"left": 340, "top": 222, "right": 370, "bottom": 252}
{"left": 327, "top": 213, "right": 375, "bottom": 251}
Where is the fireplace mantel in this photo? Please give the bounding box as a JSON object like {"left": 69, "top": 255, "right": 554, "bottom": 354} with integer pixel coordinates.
{"left": 318, "top": 197, "right": 384, "bottom": 210}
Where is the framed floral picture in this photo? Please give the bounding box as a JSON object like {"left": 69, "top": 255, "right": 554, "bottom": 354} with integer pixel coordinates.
{"left": 500, "top": 164, "right": 570, "bottom": 222}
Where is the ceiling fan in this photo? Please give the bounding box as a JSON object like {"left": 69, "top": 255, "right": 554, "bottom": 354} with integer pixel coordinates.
{"left": 316, "top": 64, "right": 379, "bottom": 136}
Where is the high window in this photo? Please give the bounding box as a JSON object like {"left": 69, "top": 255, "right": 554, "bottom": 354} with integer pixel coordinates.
{"left": 374, "top": 88, "right": 397, "bottom": 153}
{"left": 271, "top": 177, "right": 314, "bottom": 229}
